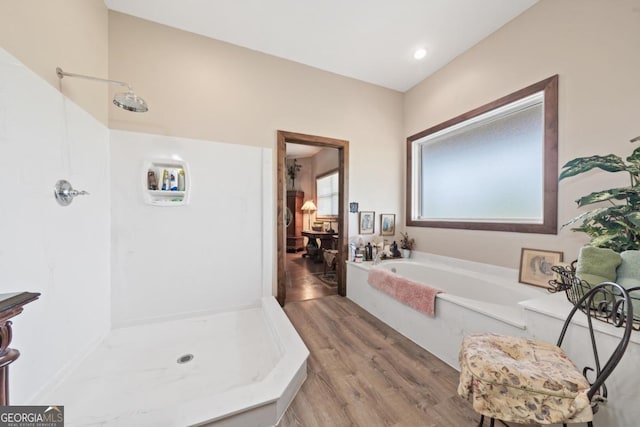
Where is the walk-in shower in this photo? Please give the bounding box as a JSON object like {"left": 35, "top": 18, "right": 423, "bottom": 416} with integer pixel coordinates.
{"left": 56, "top": 67, "right": 148, "bottom": 112}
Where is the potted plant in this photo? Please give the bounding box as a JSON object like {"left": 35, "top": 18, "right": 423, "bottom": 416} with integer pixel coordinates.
{"left": 554, "top": 137, "right": 640, "bottom": 325}
{"left": 287, "top": 159, "right": 302, "bottom": 190}
{"left": 399, "top": 231, "right": 415, "bottom": 258}
{"left": 559, "top": 136, "right": 640, "bottom": 252}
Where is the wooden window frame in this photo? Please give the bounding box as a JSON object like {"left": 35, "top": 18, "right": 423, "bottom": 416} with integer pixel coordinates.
{"left": 406, "top": 75, "right": 559, "bottom": 234}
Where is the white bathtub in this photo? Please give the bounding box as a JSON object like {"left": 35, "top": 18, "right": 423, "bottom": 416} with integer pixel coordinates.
{"left": 376, "top": 259, "right": 545, "bottom": 327}
{"left": 35, "top": 297, "right": 308, "bottom": 427}
{"left": 347, "top": 254, "right": 546, "bottom": 369}
{"left": 347, "top": 252, "right": 640, "bottom": 427}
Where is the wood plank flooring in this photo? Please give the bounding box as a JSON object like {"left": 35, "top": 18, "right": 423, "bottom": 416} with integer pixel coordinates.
{"left": 278, "top": 295, "right": 482, "bottom": 426}
{"left": 285, "top": 252, "right": 338, "bottom": 303}
{"left": 279, "top": 257, "right": 540, "bottom": 426}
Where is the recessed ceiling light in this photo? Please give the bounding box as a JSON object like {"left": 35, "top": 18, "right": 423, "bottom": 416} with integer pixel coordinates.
{"left": 413, "top": 48, "right": 427, "bottom": 60}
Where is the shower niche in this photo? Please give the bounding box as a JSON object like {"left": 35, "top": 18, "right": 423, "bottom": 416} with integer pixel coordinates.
{"left": 143, "top": 159, "right": 189, "bottom": 206}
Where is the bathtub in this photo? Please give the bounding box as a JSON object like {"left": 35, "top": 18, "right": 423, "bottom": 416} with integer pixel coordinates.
{"left": 35, "top": 297, "right": 308, "bottom": 427}
{"left": 347, "top": 252, "right": 640, "bottom": 427}
{"left": 347, "top": 254, "right": 546, "bottom": 369}
{"left": 376, "top": 259, "right": 546, "bottom": 327}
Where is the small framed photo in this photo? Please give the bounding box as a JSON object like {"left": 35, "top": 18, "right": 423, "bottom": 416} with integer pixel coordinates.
{"left": 359, "top": 211, "right": 375, "bottom": 234}
{"left": 380, "top": 214, "right": 395, "bottom": 236}
{"left": 519, "top": 248, "right": 564, "bottom": 288}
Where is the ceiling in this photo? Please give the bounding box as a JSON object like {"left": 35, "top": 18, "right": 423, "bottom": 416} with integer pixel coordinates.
{"left": 104, "top": 0, "right": 538, "bottom": 92}
{"left": 286, "top": 143, "right": 323, "bottom": 159}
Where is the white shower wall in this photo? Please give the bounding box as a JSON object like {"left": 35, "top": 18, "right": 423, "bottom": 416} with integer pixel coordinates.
{"left": 0, "top": 48, "right": 111, "bottom": 403}
{"left": 0, "top": 47, "right": 275, "bottom": 403}
{"left": 110, "top": 130, "right": 273, "bottom": 327}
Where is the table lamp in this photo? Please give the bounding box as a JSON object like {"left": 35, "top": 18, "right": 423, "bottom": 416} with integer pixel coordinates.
{"left": 301, "top": 200, "right": 317, "bottom": 230}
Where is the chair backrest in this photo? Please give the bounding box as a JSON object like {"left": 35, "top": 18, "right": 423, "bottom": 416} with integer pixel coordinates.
{"left": 556, "top": 282, "right": 634, "bottom": 402}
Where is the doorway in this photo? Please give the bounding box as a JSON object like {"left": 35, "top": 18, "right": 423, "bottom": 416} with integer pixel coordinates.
{"left": 276, "top": 130, "right": 349, "bottom": 306}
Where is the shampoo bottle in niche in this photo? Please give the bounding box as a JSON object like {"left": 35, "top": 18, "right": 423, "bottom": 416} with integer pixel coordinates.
{"left": 161, "top": 169, "right": 169, "bottom": 191}
{"left": 170, "top": 170, "right": 178, "bottom": 191}
{"left": 147, "top": 170, "right": 158, "bottom": 190}
{"left": 178, "top": 169, "right": 185, "bottom": 191}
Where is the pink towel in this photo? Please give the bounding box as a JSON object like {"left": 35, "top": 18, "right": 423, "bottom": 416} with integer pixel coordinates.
{"left": 367, "top": 267, "right": 443, "bottom": 317}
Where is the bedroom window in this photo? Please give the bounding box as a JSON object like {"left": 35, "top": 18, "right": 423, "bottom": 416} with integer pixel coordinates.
{"left": 406, "top": 75, "right": 558, "bottom": 234}
{"left": 316, "top": 170, "right": 339, "bottom": 218}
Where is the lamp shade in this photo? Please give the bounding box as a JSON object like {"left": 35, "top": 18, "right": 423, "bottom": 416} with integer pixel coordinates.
{"left": 301, "top": 200, "right": 317, "bottom": 212}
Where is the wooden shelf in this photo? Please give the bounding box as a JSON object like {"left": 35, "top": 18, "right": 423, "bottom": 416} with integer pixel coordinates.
{"left": 287, "top": 191, "right": 304, "bottom": 251}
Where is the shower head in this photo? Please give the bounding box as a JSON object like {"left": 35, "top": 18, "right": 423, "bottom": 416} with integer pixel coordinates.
{"left": 56, "top": 67, "right": 148, "bottom": 113}
{"left": 113, "top": 91, "right": 148, "bottom": 113}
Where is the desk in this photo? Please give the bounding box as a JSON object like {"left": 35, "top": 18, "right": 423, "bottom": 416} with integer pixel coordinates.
{"left": 301, "top": 231, "right": 338, "bottom": 261}
{"left": 302, "top": 231, "right": 337, "bottom": 249}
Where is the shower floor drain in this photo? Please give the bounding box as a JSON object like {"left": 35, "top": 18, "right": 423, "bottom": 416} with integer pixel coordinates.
{"left": 177, "top": 354, "right": 194, "bottom": 364}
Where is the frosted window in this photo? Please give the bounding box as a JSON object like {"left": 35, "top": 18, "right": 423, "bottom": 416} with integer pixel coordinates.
{"left": 316, "top": 171, "right": 339, "bottom": 218}
{"left": 406, "top": 75, "right": 558, "bottom": 234}
{"left": 420, "top": 101, "right": 543, "bottom": 222}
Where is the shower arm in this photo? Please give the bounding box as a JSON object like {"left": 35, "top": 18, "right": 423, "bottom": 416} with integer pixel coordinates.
{"left": 56, "top": 66, "right": 148, "bottom": 113}
{"left": 56, "top": 67, "right": 133, "bottom": 91}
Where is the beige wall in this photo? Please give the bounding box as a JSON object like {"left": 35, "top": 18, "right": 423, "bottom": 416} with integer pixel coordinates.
{"left": 7, "top": 1, "right": 635, "bottom": 270}
{"left": 108, "top": 11, "right": 405, "bottom": 237}
{"left": 404, "top": 0, "right": 640, "bottom": 268}
{"left": 108, "top": 11, "right": 404, "bottom": 147}
{"left": 0, "top": 0, "right": 109, "bottom": 124}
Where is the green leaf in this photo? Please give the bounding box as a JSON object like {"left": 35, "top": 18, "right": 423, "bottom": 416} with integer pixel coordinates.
{"left": 626, "top": 146, "right": 640, "bottom": 164}
{"left": 561, "top": 208, "right": 608, "bottom": 228}
{"left": 626, "top": 211, "right": 640, "bottom": 227}
{"left": 561, "top": 142, "right": 640, "bottom": 251}
{"left": 559, "top": 154, "right": 627, "bottom": 180}
{"left": 590, "top": 233, "right": 618, "bottom": 248}
{"left": 575, "top": 187, "right": 640, "bottom": 206}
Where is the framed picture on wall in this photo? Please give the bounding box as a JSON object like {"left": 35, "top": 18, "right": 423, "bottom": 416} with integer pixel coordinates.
{"left": 359, "top": 211, "right": 375, "bottom": 234}
{"left": 380, "top": 214, "right": 395, "bottom": 236}
{"left": 519, "top": 248, "right": 564, "bottom": 288}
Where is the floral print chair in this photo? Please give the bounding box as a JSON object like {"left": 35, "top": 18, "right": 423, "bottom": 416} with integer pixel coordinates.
{"left": 458, "top": 282, "right": 634, "bottom": 427}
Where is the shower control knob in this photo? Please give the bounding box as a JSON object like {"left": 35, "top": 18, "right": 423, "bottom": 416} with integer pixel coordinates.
{"left": 54, "top": 179, "right": 90, "bottom": 206}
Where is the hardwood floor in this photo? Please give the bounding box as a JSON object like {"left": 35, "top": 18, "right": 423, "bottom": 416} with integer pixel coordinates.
{"left": 279, "top": 295, "right": 539, "bottom": 427}
{"left": 285, "top": 251, "right": 338, "bottom": 303}
{"left": 278, "top": 295, "right": 478, "bottom": 426}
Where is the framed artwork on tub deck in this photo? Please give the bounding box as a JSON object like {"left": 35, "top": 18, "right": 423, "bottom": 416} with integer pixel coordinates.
{"left": 519, "top": 248, "right": 564, "bottom": 288}
{"left": 359, "top": 211, "right": 375, "bottom": 234}
{"left": 380, "top": 214, "right": 395, "bottom": 236}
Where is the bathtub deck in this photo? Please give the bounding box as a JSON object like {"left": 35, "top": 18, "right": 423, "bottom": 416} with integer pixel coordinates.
{"left": 279, "top": 295, "right": 540, "bottom": 427}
